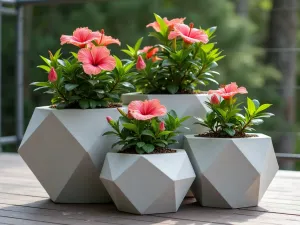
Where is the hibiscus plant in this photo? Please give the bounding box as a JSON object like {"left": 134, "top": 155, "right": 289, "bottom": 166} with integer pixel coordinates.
{"left": 123, "top": 13, "right": 225, "bottom": 94}
{"left": 195, "top": 83, "right": 274, "bottom": 137}
{"left": 104, "top": 99, "right": 190, "bottom": 154}
{"left": 31, "top": 28, "right": 135, "bottom": 109}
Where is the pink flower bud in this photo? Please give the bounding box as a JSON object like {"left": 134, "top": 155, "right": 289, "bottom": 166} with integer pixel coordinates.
{"left": 159, "top": 121, "right": 165, "bottom": 131}
{"left": 136, "top": 55, "right": 146, "bottom": 71}
{"left": 210, "top": 94, "right": 220, "bottom": 105}
{"left": 106, "top": 116, "right": 113, "bottom": 123}
{"left": 48, "top": 67, "right": 57, "bottom": 82}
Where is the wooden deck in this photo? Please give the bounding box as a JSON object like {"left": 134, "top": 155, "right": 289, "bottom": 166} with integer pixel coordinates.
{"left": 0, "top": 154, "right": 300, "bottom": 225}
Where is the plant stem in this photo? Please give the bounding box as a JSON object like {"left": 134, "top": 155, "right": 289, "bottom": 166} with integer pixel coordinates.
{"left": 54, "top": 83, "right": 68, "bottom": 102}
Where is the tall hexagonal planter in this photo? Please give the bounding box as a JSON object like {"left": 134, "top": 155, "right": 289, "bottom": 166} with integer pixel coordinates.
{"left": 122, "top": 93, "right": 209, "bottom": 148}
{"left": 100, "top": 149, "right": 195, "bottom": 215}
{"left": 184, "top": 134, "right": 279, "bottom": 208}
{"left": 18, "top": 106, "right": 126, "bottom": 203}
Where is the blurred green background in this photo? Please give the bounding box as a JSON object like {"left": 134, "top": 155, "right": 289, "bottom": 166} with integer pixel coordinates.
{"left": 1, "top": 0, "right": 299, "bottom": 169}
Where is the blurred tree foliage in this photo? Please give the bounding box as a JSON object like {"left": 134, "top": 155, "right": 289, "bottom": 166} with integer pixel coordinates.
{"left": 1, "top": 0, "right": 297, "bottom": 154}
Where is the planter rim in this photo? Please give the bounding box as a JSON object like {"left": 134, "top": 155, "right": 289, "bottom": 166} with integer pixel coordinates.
{"left": 35, "top": 106, "right": 125, "bottom": 111}
{"left": 122, "top": 92, "right": 208, "bottom": 96}
{"left": 107, "top": 149, "right": 185, "bottom": 157}
{"left": 185, "top": 133, "right": 270, "bottom": 140}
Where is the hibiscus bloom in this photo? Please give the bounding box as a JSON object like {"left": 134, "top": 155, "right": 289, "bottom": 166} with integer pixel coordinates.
{"left": 60, "top": 27, "right": 99, "bottom": 48}
{"left": 208, "top": 82, "right": 248, "bottom": 100}
{"left": 78, "top": 46, "right": 116, "bottom": 75}
{"left": 146, "top": 17, "right": 186, "bottom": 32}
{"left": 94, "top": 29, "right": 121, "bottom": 46}
{"left": 128, "top": 99, "right": 167, "bottom": 121}
{"left": 139, "top": 46, "right": 161, "bottom": 62}
{"left": 168, "top": 23, "right": 209, "bottom": 44}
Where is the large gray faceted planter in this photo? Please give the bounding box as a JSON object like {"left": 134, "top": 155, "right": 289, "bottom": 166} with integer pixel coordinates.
{"left": 122, "top": 93, "right": 209, "bottom": 148}
{"left": 184, "top": 134, "right": 279, "bottom": 208}
{"left": 100, "top": 149, "right": 195, "bottom": 214}
{"left": 18, "top": 106, "right": 126, "bottom": 203}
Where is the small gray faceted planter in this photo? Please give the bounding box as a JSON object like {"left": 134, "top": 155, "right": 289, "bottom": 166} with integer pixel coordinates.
{"left": 122, "top": 93, "right": 209, "bottom": 148}
{"left": 184, "top": 134, "right": 279, "bottom": 209}
{"left": 18, "top": 106, "right": 126, "bottom": 203}
{"left": 100, "top": 149, "right": 195, "bottom": 214}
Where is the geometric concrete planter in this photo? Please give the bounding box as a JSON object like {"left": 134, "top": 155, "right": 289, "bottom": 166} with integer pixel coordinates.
{"left": 100, "top": 149, "right": 196, "bottom": 214}
{"left": 184, "top": 134, "right": 279, "bottom": 208}
{"left": 18, "top": 106, "right": 126, "bottom": 203}
{"left": 122, "top": 93, "right": 209, "bottom": 148}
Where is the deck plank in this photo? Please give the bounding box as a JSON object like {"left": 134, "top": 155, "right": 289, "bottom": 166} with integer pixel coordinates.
{"left": 1, "top": 153, "right": 300, "bottom": 225}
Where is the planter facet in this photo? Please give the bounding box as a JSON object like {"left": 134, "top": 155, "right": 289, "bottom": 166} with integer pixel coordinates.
{"left": 18, "top": 106, "right": 126, "bottom": 203}
{"left": 100, "top": 149, "right": 195, "bottom": 214}
{"left": 122, "top": 93, "right": 209, "bottom": 148}
{"left": 184, "top": 134, "right": 279, "bottom": 208}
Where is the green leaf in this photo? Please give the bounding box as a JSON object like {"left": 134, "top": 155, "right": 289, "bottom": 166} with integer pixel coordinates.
{"left": 79, "top": 99, "right": 89, "bottom": 109}
{"left": 37, "top": 65, "right": 51, "bottom": 72}
{"left": 114, "top": 56, "right": 123, "bottom": 72}
{"left": 120, "top": 82, "right": 135, "bottom": 89}
{"left": 256, "top": 112, "right": 274, "bottom": 118}
{"left": 33, "top": 86, "right": 48, "bottom": 92}
{"left": 162, "top": 59, "right": 176, "bottom": 67}
{"left": 135, "top": 146, "right": 145, "bottom": 154}
{"left": 54, "top": 48, "right": 62, "bottom": 60}
{"left": 247, "top": 98, "right": 256, "bottom": 115}
{"left": 103, "top": 131, "right": 118, "bottom": 136}
{"left": 89, "top": 100, "right": 97, "bottom": 109}
{"left": 157, "top": 131, "right": 173, "bottom": 137}
{"left": 40, "top": 55, "right": 51, "bottom": 66}
{"left": 123, "top": 123, "right": 137, "bottom": 132}
{"left": 137, "top": 142, "right": 145, "bottom": 148}
{"left": 142, "top": 144, "right": 155, "bottom": 153}
{"left": 141, "top": 130, "right": 155, "bottom": 138}
{"left": 179, "top": 116, "right": 191, "bottom": 123}
{"left": 253, "top": 99, "right": 260, "bottom": 109}
{"left": 70, "top": 52, "right": 78, "bottom": 59}
{"left": 202, "top": 43, "right": 214, "bottom": 53}
{"left": 166, "top": 84, "right": 179, "bottom": 94}
{"left": 224, "top": 128, "right": 235, "bottom": 137}
{"left": 88, "top": 80, "right": 99, "bottom": 86}
{"left": 251, "top": 119, "right": 264, "bottom": 125}
{"left": 256, "top": 104, "right": 272, "bottom": 114}
{"left": 94, "top": 89, "right": 105, "bottom": 94}
{"left": 168, "top": 110, "right": 177, "bottom": 118}
{"left": 121, "top": 49, "right": 134, "bottom": 57}
{"left": 65, "top": 84, "right": 79, "bottom": 91}
{"left": 154, "top": 13, "right": 168, "bottom": 35}
{"left": 134, "top": 37, "right": 143, "bottom": 52}
{"left": 30, "top": 82, "right": 50, "bottom": 87}
{"left": 56, "top": 102, "right": 68, "bottom": 109}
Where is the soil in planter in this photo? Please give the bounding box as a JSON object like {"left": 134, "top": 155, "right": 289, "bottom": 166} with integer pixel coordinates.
{"left": 196, "top": 132, "right": 258, "bottom": 138}
{"left": 119, "top": 147, "right": 176, "bottom": 154}
{"left": 50, "top": 102, "right": 122, "bottom": 109}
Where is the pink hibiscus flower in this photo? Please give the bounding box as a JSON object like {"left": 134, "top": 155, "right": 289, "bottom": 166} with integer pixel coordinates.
{"left": 128, "top": 99, "right": 167, "bottom": 121}
{"left": 94, "top": 29, "right": 121, "bottom": 46}
{"left": 208, "top": 82, "right": 248, "bottom": 100}
{"left": 78, "top": 46, "right": 116, "bottom": 75}
{"left": 139, "top": 46, "right": 161, "bottom": 62}
{"left": 146, "top": 17, "right": 186, "bottom": 32}
{"left": 60, "top": 27, "right": 99, "bottom": 48}
{"left": 168, "top": 23, "right": 209, "bottom": 44}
